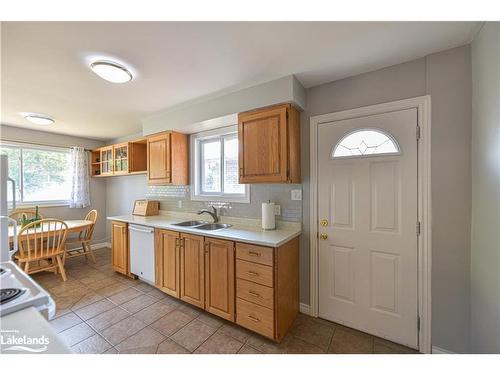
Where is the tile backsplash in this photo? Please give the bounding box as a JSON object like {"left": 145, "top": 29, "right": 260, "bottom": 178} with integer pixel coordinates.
{"left": 146, "top": 184, "right": 302, "bottom": 222}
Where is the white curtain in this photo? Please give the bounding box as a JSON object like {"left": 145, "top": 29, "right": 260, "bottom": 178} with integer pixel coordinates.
{"left": 69, "top": 147, "right": 90, "bottom": 208}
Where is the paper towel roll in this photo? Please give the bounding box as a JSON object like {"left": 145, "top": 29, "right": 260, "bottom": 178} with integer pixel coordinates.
{"left": 262, "top": 201, "right": 276, "bottom": 230}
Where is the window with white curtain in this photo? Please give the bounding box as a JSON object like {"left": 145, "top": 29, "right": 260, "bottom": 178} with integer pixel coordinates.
{"left": 0, "top": 143, "right": 71, "bottom": 205}
{"left": 191, "top": 126, "right": 250, "bottom": 203}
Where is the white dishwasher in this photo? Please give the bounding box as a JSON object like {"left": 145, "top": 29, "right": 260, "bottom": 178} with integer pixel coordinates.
{"left": 128, "top": 224, "right": 155, "bottom": 284}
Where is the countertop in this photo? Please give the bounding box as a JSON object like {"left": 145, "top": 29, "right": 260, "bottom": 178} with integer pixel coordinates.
{"left": 107, "top": 214, "right": 301, "bottom": 247}
{"left": 0, "top": 307, "right": 72, "bottom": 354}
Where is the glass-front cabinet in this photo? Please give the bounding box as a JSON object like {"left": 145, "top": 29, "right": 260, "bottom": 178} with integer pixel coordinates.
{"left": 113, "top": 143, "right": 129, "bottom": 174}
{"left": 100, "top": 146, "right": 114, "bottom": 176}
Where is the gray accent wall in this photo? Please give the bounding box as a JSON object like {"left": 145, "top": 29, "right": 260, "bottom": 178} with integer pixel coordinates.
{"left": 470, "top": 22, "right": 500, "bottom": 353}
{"left": 0, "top": 124, "right": 107, "bottom": 243}
{"left": 301, "top": 46, "right": 472, "bottom": 353}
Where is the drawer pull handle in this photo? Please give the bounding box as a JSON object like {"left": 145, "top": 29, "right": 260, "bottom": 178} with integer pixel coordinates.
{"left": 248, "top": 291, "right": 261, "bottom": 298}
{"left": 246, "top": 271, "right": 259, "bottom": 276}
{"left": 247, "top": 315, "right": 260, "bottom": 322}
{"left": 248, "top": 251, "right": 261, "bottom": 257}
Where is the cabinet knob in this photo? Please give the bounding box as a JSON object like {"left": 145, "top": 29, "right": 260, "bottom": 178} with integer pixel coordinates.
{"left": 320, "top": 219, "right": 329, "bottom": 227}
{"left": 246, "top": 271, "right": 259, "bottom": 276}
{"left": 247, "top": 315, "right": 260, "bottom": 323}
{"left": 248, "top": 251, "right": 261, "bottom": 257}
{"left": 320, "top": 233, "right": 328, "bottom": 240}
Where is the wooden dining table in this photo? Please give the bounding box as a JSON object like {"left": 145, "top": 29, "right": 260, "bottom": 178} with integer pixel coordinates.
{"left": 8, "top": 219, "right": 93, "bottom": 243}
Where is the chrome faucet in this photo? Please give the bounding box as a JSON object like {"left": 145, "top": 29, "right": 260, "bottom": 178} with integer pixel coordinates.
{"left": 197, "top": 206, "right": 219, "bottom": 223}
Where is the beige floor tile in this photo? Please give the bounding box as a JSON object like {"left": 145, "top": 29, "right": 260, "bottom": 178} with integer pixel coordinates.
{"left": 71, "top": 290, "right": 105, "bottom": 311}
{"left": 194, "top": 332, "right": 244, "bottom": 354}
{"left": 246, "top": 334, "right": 288, "bottom": 354}
{"left": 238, "top": 344, "right": 262, "bottom": 354}
{"left": 86, "top": 277, "right": 119, "bottom": 291}
{"left": 132, "top": 282, "right": 157, "bottom": 293}
{"left": 146, "top": 288, "right": 170, "bottom": 299}
{"left": 120, "top": 294, "right": 158, "bottom": 314}
{"left": 87, "top": 306, "right": 131, "bottom": 331}
{"left": 100, "top": 316, "right": 146, "bottom": 345}
{"left": 217, "top": 323, "right": 252, "bottom": 343}
{"left": 133, "top": 301, "right": 176, "bottom": 324}
{"left": 283, "top": 336, "right": 326, "bottom": 354}
{"left": 74, "top": 299, "right": 116, "bottom": 321}
{"left": 103, "top": 347, "right": 119, "bottom": 354}
{"left": 196, "top": 313, "right": 225, "bottom": 329}
{"left": 373, "top": 338, "right": 418, "bottom": 354}
{"left": 156, "top": 339, "right": 190, "bottom": 354}
{"left": 170, "top": 319, "right": 217, "bottom": 352}
{"left": 77, "top": 272, "right": 109, "bottom": 285}
{"left": 328, "top": 327, "right": 374, "bottom": 354}
{"left": 150, "top": 310, "right": 194, "bottom": 336}
{"left": 115, "top": 327, "right": 166, "bottom": 352}
{"left": 176, "top": 302, "right": 203, "bottom": 318}
{"left": 99, "top": 282, "right": 131, "bottom": 297}
{"left": 108, "top": 287, "right": 142, "bottom": 305}
{"left": 59, "top": 322, "right": 95, "bottom": 347}
{"left": 49, "top": 312, "right": 83, "bottom": 333}
{"left": 118, "top": 346, "right": 158, "bottom": 354}
{"left": 289, "top": 314, "right": 335, "bottom": 350}
{"left": 71, "top": 334, "right": 112, "bottom": 354}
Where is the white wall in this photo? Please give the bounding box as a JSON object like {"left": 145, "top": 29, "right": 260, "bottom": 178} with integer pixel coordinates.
{"left": 0, "top": 124, "right": 107, "bottom": 243}
{"left": 470, "top": 22, "right": 500, "bottom": 353}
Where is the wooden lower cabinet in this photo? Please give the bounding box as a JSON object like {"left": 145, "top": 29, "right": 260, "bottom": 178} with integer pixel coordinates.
{"left": 126, "top": 225, "right": 299, "bottom": 342}
{"left": 155, "top": 229, "right": 180, "bottom": 298}
{"left": 179, "top": 233, "right": 205, "bottom": 309}
{"left": 205, "top": 237, "right": 235, "bottom": 321}
{"left": 111, "top": 221, "right": 129, "bottom": 275}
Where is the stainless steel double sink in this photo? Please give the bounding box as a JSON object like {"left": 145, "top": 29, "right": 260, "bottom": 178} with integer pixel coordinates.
{"left": 172, "top": 220, "right": 232, "bottom": 231}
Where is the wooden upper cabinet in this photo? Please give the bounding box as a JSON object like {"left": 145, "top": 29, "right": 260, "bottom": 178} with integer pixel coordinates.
{"left": 99, "top": 146, "right": 114, "bottom": 176}
{"left": 147, "top": 131, "right": 189, "bottom": 185}
{"left": 91, "top": 139, "right": 147, "bottom": 177}
{"left": 113, "top": 142, "right": 129, "bottom": 175}
{"left": 179, "top": 233, "right": 205, "bottom": 308}
{"left": 204, "top": 238, "right": 235, "bottom": 322}
{"left": 155, "top": 229, "right": 181, "bottom": 298}
{"left": 111, "top": 221, "right": 128, "bottom": 275}
{"left": 238, "top": 104, "right": 300, "bottom": 184}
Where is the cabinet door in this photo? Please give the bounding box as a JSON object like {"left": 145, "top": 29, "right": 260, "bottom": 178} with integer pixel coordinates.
{"left": 155, "top": 229, "right": 180, "bottom": 298}
{"left": 205, "top": 238, "right": 235, "bottom": 321}
{"left": 238, "top": 105, "right": 288, "bottom": 183}
{"left": 113, "top": 143, "right": 129, "bottom": 175}
{"left": 147, "top": 133, "right": 171, "bottom": 185}
{"left": 180, "top": 233, "right": 205, "bottom": 308}
{"left": 111, "top": 221, "right": 128, "bottom": 275}
{"left": 100, "top": 146, "right": 114, "bottom": 176}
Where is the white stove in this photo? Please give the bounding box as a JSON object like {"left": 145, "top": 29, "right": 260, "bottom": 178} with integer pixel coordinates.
{"left": 0, "top": 261, "right": 55, "bottom": 319}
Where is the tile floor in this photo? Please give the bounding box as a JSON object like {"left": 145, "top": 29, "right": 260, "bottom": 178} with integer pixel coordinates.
{"left": 33, "top": 247, "right": 418, "bottom": 354}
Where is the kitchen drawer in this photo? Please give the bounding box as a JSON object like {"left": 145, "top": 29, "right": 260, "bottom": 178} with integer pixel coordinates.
{"left": 236, "top": 243, "right": 273, "bottom": 266}
{"left": 237, "top": 278, "right": 274, "bottom": 309}
{"left": 236, "top": 298, "right": 274, "bottom": 339}
{"left": 236, "top": 259, "right": 273, "bottom": 287}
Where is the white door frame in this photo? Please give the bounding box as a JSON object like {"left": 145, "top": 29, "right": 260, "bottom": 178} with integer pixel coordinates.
{"left": 309, "top": 96, "right": 432, "bottom": 353}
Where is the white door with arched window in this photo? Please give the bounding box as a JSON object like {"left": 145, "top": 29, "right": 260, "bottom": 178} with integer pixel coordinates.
{"left": 318, "top": 108, "right": 419, "bottom": 349}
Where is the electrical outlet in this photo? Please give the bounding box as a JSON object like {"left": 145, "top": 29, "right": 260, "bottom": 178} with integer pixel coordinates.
{"left": 291, "top": 189, "right": 302, "bottom": 201}
{"left": 274, "top": 204, "right": 281, "bottom": 216}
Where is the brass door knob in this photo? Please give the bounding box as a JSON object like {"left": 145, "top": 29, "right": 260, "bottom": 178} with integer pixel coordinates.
{"left": 320, "top": 233, "right": 328, "bottom": 240}
{"left": 320, "top": 219, "right": 329, "bottom": 227}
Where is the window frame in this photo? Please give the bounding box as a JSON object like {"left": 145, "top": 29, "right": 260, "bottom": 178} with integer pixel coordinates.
{"left": 0, "top": 141, "right": 72, "bottom": 207}
{"left": 190, "top": 126, "right": 250, "bottom": 203}
{"left": 331, "top": 127, "right": 401, "bottom": 159}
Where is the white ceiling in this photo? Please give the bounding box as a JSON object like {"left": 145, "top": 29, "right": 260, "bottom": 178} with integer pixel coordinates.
{"left": 1, "top": 22, "right": 480, "bottom": 141}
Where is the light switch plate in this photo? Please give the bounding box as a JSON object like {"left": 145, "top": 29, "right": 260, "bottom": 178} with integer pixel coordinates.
{"left": 274, "top": 204, "right": 281, "bottom": 216}
{"left": 291, "top": 189, "right": 302, "bottom": 201}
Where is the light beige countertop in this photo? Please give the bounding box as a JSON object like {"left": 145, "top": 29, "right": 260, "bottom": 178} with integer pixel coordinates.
{"left": 107, "top": 212, "right": 301, "bottom": 247}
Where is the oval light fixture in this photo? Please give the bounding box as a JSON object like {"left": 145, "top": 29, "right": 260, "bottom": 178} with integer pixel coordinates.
{"left": 90, "top": 60, "right": 133, "bottom": 83}
{"left": 22, "top": 113, "right": 55, "bottom": 125}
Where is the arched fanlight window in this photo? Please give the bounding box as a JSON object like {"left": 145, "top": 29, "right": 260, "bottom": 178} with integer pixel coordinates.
{"left": 331, "top": 128, "right": 401, "bottom": 158}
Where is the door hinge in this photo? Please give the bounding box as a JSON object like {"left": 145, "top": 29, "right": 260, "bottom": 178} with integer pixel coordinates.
{"left": 416, "top": 221, "right": 421, "bottom": 236}
{"left": 416, "top": 125, "right": 421, "bottom": 141}
{"left": 417, "top": 316, "right": 421, "bottom": 331}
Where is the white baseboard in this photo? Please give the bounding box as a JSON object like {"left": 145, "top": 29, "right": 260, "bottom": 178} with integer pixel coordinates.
{"left": 432, "top": 346, "right": 455, "bottom": 354}
{"left": 299, "top": 303, "right": 311, "bottom": 315}
{"left": 67, "top": 241, "right": 111, "bottom": 252}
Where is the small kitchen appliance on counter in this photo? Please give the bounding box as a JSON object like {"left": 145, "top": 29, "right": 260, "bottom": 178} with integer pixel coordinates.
{"left": 132, "top": 199, "right": 160, "bottom": 216}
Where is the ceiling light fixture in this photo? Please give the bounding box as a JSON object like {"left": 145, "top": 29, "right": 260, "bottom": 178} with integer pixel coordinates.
{"left": 90, "top": 60, "right": 133, "bottom": 83}
{"left": 22, "top": 113, "right": 55, "bottom": 125}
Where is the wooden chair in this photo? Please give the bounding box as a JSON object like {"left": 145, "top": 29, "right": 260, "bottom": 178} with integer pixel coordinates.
{"left": 9, "top": 209, "right": 44, "bottom": 223}
{"left": 15, "top": 219, "right": 69, "bottom": 281}
{"left": 64, "top": 210, "right": 98, "bottom": 263}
